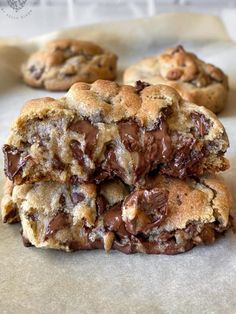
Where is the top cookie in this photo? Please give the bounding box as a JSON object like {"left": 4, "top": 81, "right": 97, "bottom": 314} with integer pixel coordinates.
{"left": 123, "top": 45, "right": 228, "bottom": 113}
{"left": 3, "top": 80, "right": 229, "bottom": 186}
{"left": 22, "top": 39, "right": 117, "bottom": 91}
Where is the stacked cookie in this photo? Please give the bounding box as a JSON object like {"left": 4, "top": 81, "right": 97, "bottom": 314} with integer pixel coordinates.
{"left": 1, "top": 80, "right": 232, "bottom": 254}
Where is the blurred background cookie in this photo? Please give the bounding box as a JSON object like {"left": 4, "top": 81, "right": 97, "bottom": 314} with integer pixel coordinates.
{"left": 21, "top": 38, "right": 117, "bottom": 91}
{"left": 123, "top": 45, "right": 228, "bottom": 113}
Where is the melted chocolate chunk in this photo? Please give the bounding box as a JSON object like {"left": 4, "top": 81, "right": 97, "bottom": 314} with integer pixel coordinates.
{"left": 191, "top": 112, "right": 211, "bottom": 137}
{"left": 52, "top": 155, "right": 65, "bottom": 171}
{"left": 3, "top": 206, "right": 18, "bottom": 223}
{"left": 59, "top": 194, "right": 66, "bottom": 207}
{"left": 29, "top": 64, "right": 44, "bottom": 80}
{"left": 70, "top": 235, "right": 102, "bottom": 251}
{"left": 46, "top": 219, "right": 223, "bottom": 254}
{"left": 161, "top": 136, "right": 205, "bottom": 178}
{"left": 198, "top": 224, "right": 215, "bottom": 244}
{"left": 89, "top": 237, "right": 104, "bottom": 250}
{"left": 144, "top": 119, "right": 172, "bottom": 161}
{"left": 100, "top": 149, "right": 126, "bottom": 181}
{"left": 3, "top": 145, "right": 30, "bottom": 181}
{"left": 22, "top": 235, "right": 33, "bottom": 247}
{"left": 71, "top": 192, "right": 85, "bottom": 204}
{"left": 118, "top": 120, "right": 141, "bottom": 152}
{"left": 124, "top": 188, "right": 168, "bottom": 235}
{"left": 68, "top": 120, "right": 98, "bottom": 158}
{"left": 68, "top": 233, "right": 99, "bottom": 251}
{"left": 161, "top": 106, "right": 174, "bottom": 119}
{"left": 96, "top": 195, "right": 107, "bottom": 216}
{"left": 45, "top": 212, "right": 70, "bottom": 239}
{"left": 94, "top": 169, "right": 110, "bottom": 184}
{"left": 68, "top": 241, "right": 87, "bottom": 251}
{"left": 68, "top": 226, "right": 97, "bottom": 251}
{"left": 103, "top": 202, "right": 129, "bottom": 237}
{"left": 112, "top": 221, "right": 221, "bottom": 254}
{"left": 135, "top": 118, "right": 173, "bottom": 180}
{"left": 27, "top": 212, "right": 38, "bottom": 222}
{"left": 70, "top": 140, "right": 84, "bottom": 166}
{"left": 103, "top": 202, "right": 123, "bottom": 232}
{"left": 135, "top": 80, "right": 150, "bottom": 93}
{"left": 141, "top": 239, "right": 193, "bottom": 255}
{"left": 112, "top": 239, "right": 133, "bottom": 254}
{"left": 70, "top": 175, "right": 80, "bottom": 185}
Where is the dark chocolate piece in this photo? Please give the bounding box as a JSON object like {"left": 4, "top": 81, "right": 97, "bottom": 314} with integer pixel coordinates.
{"left": 3, "top": 145, "right": 30, "bottom": 181}
{"left": 69, "top": 140, "right": 84, "bottom": 166}
{"left": 27, "top": 212, "right": 38, "bottom": 222}
{"left": 45, "top": 212, "right": 70, "bottom": 239}
{"left": 144, "top": 119, "right": 172, "bottom": 161}
{"left": 99, "top": 149, "right": 126, "bottom": 181}
{"left": 3, "top": 206, "right": 18, "bottom": 223}
{"left": 96, "top": 195, "right": 107, "bottom": 216}
{"left": 161, "top": 137, "right": 205, "bottom": 178}
{"left": 52, "top": 155, "right": 65, "bottom": 171}
{"left": 103, "top": 203, "right": 129, "bottom": 239}
{"left": 118, "top": 120, "right": 141, "bottom": 152}
{"left": 103, "top": 202, "right": 123, "bottom": 232}
{"left": 68, "top": 120, "right": 98, "bottom": 158}
{"left": 124, "top": 188, "right": 168, "bottom": 235}
{"left": 112, "top": 239, "right": 134, "bottom": 254}
{"left": 135, "top": 80, "right": 150, "bottom": 93}
{"left": 197, "top": 224, "right": 215, "bottom": 244}
{"left": 135, "top": 118, "right": 173, "bottom": 180}
{"left": 70, "top": 175, "right": 80, "bottom": 185}
{"left": 71, "top": 192, "right": 85, "bottom": 204}
{"left": 29, "top": 64, "right": 44, "bottom": 80}
{"left": 191, "top": 111, "right": 211, "bottom": 137}
{"left": 22, "top": 235, "right": 33, "bottom": 247}
{"left": 59, "top": 194, "right": 66, "bottom": 207}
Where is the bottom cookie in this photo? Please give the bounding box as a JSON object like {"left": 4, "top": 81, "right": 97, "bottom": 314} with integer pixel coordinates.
{"left": 1, "top": 175, "right": 232, "bottom": 254}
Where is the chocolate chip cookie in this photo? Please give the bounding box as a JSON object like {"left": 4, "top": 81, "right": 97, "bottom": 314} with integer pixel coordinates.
{"left": 123, "top": 45, "right": 229, "bottom": 113}
{"left": 22, "top": 39, "right": 117, "bottom": 91}
{"left": 3, "top": 80, "right": 229, "bottom": 186}
{"left": 2, "top": 175, "right": 232, "bottom": 254}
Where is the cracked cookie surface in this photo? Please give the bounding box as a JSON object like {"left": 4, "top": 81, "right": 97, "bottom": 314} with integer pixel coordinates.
{"left": 22, "top": 39, "right": 117, "bottom": 91}
{"left": 1, "top": 174, "right": 232, "bottom": 254}
{"left": 3, "top": 80, "right": 229, "bottom": 186}
{"left": 123, "top": 45, "right": 229, "bottom": 113}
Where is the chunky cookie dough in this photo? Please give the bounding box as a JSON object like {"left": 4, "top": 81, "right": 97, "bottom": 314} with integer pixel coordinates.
{"left": 123, "top": 45, "right": 229, "bottom": 113}
{"left": 1, "top": 175, "right": 232, "bottom": 254}
{"left": 22, "top": 39, "right": 117, "bottom": 91}
{"left": 3, "top": 80, "right": 229, "bottom": 186}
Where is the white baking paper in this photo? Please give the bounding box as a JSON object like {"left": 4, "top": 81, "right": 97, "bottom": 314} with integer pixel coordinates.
{"left": 0, "top": 13, "right": 236, "bottom": 314}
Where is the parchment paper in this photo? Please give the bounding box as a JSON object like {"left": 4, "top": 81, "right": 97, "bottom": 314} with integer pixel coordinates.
{"left": 0, "top": 13, "right": 236, "bottom": 314}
